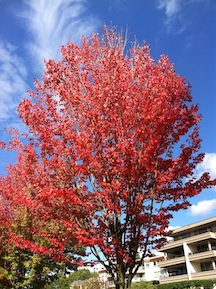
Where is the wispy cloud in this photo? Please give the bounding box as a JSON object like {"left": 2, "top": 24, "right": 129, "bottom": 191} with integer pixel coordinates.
{"left": 157, "top": 0, "right": 181, "bottom": 18}
{"left": 22, "top": 0, "right": 100, "bottom": 69}
{"left": 0, "top": 41, "right": 28, "bottom": 124}
{"left": 156, "top": 0, "right": 209, "bottom": 34}
{"left": 0, "top": 0, "right": 100, "bottom": 126}
{"left": 189, "top": 199, "right": 216, "bottom": 216}
{"left": 157, "top": 0, "right": 185, "bottom": 34}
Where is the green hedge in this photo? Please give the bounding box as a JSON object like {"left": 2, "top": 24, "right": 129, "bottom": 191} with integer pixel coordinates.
{"left": 157, "top": 279, "right": 216, "bottom": 289}
{"left": 132, "top": 281, "right": 158, "bottom": 289}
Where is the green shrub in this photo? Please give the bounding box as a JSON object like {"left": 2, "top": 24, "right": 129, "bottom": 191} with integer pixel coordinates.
{"left": 131, "top": 281, "right": 158, "bottom": 289}
{"left": 44, "top": 269, "right": 98, "bottom": 289}
{"left": 157, "top": 279, "right": 216, "bottom": 289}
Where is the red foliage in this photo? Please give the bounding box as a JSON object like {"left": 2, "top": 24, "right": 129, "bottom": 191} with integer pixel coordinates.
{"left": 0, "top": 141, "right": 84, "bottom": 264}
{"left": 1, "top": 26, "right": 215, "bottom": 287}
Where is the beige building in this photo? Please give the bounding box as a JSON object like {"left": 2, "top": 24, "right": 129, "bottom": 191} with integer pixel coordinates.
{"left": 104, "top": 255, "right": 163, "bottom": 288}
{"left": 158, "top": 216, "right": 216, "bottom": 284}
{"left": 82, "top": 255, "right": 163, "bottom": 289}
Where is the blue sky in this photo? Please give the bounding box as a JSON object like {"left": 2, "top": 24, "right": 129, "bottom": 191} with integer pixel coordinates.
{"left": 0, "top": 0, "right": 216, "bottom": 228}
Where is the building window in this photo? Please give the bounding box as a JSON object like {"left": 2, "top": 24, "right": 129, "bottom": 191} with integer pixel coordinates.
{"left": 207, "top": 226, "right": 213, "bottom": 232}
{"left": 201, "top": 262, "right": 213, "bottom": 271}
{"left": 174, "top": 233, "right": 191, "bottom": 240}
{"left": 197, "top": 244, "right": 208, "bottom": 253}
{"left": 194, "top": 226, "right": 213, "bottom": 235}
{"left": 175, "top": 232, "right": 190, "bottom": 240}
{"left": 194, "top": 228, "right": 206, "bottom": 235}
{"left": 211, "top": 242, "right": 216, "bottom": 250}
{"left": 168, "top": 268, "right": 184, "bottom": 276}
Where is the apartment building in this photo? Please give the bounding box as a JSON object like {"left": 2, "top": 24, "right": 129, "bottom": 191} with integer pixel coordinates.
{"left": 99, "top": 255, "right": 163, "bottom": 288}
{"left": 79, "top": 255, "right": 163, "bottom": 289}
{"left": 158, "top": 216, "right": 216, "bottom": 284}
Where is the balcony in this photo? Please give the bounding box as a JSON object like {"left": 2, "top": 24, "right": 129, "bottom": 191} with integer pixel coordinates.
{"left": 159, "top": 273, "right": 188, "bottom": 284}
{"left": 159, "top": 232, "right": 216, "bottom": 251}
{"left": 189, "top": 250, "right": 216, "bottom": 261}
{"left": 191, "top": 269, "right": 216, "bottom": 280}
{"left": 158, "top": 256, "right": 185, "bottom": 268}
{"left": 105, "top": 280, "right": 115, "bottom": 288}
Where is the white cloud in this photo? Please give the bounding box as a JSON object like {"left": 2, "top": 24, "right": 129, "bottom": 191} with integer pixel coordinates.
{"left": 0, "top": 42, "right": 28, "bottom": 122}
{"left": 196, "top": 153, "right": 216, "bottom": 180}
{"left": 156, "top": 0, "right": 210, "bottom": 34}
{"left": 0, "top": 0, "right": 100, "bottom": 127}
{"left": 168, "top": 225, "right": 180, "bottom": 231}
{"left": 157, "top": 0, "right": 184, "bottom": 33}
{"left": 22, "top": 0, "right": 100, "bottom": 68}
{"left": 157, "top": 0, "right": 181, "bottom": 17}
{"left": 166, "top": 226, "right": 179, "bottom": 241}
{"left": 189, "top": 199, "right": 216, "bottom": 216}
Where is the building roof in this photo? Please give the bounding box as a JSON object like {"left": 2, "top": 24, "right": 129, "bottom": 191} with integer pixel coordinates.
{"left": 171, "top": 216, "right": 216, "bottom": 236}
{"left": 143, "top": 256, "right": 164, "bottom": 262}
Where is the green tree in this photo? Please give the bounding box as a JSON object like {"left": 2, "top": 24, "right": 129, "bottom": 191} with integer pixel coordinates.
{"left": 44, "top": 269, "right": 98, "bottom": 289}
{"left": 0, "top": 240, "right": 67, "bottom": 289}
{"left": 0, "top": 193, "right": 70, "bottom": 289}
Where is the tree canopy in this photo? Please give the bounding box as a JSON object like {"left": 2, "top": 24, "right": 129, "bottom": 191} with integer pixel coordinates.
{"left": 0, "top": 191, "right": 70, "bottom": 289}
{"left": 0, "top": 27, "right": 215, "bottom": 289}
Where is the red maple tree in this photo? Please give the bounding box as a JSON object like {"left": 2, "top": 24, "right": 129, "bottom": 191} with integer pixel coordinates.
{"left": 1, "top": 27, "right": 215, "bottom": 289}
{"left": 0, "top": 137, "right": 84, "bottom": 264}
{"left": 0, "top": 152, "right": 79, "bottom": 288}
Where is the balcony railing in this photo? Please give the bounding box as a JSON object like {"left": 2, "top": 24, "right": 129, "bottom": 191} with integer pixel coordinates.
{"left": 105, "top": 280, "right": 115, "bottom": 288}
{"left": 189, "top": 250, "right": 216, "bottom": 261}
{"left": 158, "top": 256, "right": 185, "bottom": 268}
{"left": 159, "top": 273, "right": 188, "bottom": 284}
{"left": 191, "top": 269, "right": 216, "bottom": 280}
{"left": 159, "top": 231, "right": 216, "bottom": 251}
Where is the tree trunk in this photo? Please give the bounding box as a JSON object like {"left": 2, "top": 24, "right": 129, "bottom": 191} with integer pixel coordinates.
{"left": 114, "top": 273, "right": 133, "bottom": 289}
{"left": 126, "top": 274, "right": 133, "bottom": 289}
{"left": 114, "top": 273, "right": 126, "bottom": 289}
{"left": 115, "top": 280, "right": 126, "bottom": 289}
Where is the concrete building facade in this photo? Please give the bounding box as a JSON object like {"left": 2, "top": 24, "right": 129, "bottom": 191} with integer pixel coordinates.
{"left": 158, "top": 216, "right": 216, "bottom": 284}
{"left": 99, "top": 255, "right": 163, "bottom": 288}
{"left": 80, "top": 255, "right": 163, "bottom": 289}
